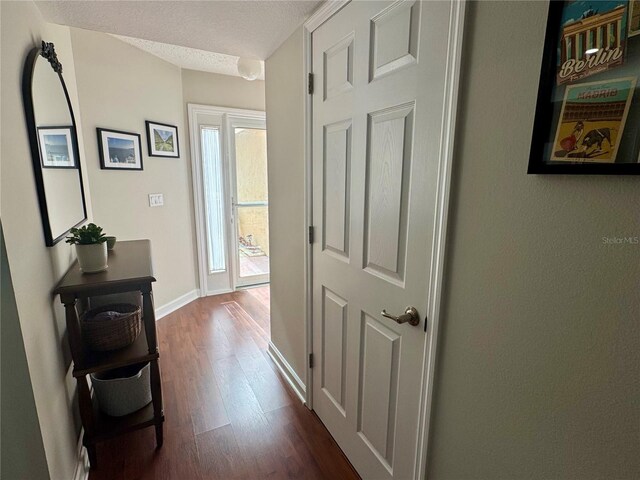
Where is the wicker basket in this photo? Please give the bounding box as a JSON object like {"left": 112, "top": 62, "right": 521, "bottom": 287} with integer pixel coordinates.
{"left": 82, "top": 303, "right": 142, "bottom": 352}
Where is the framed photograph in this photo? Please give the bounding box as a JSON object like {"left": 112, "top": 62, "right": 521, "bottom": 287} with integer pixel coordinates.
{"left": 97, "top": 128, "right": 143, "bottom": 171}
{"left": 528, "top": 1, "right": 640, "bottom": 174}
{"left": 37, "top": 126, "right": 76, "bottom": 168}
{"left": 146, "top": 121, "right": 180, "bottom": 158}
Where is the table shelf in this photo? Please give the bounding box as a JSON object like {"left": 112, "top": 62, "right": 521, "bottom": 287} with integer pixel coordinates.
{"left": 54, "top": 240, "right": 164, "bottom": 469}
{"left": 73, "top": 323, "right": 158, "bottom": 378}
{"left": 90, "top": 401, "right": 164, "bottom": 443}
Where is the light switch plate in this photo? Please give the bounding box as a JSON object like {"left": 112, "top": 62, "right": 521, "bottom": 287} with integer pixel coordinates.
{"left": 149, "top": 193, "right": 164, "bottom": 207}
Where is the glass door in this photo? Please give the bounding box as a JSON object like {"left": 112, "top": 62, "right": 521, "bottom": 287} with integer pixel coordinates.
{"left": 229, "top": 119, "right": 269, "bottom": 287}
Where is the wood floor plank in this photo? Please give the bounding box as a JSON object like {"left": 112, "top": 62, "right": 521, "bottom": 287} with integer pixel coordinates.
{"left": 89, "top": 287, "right": 359, "bottom": 480}
{"left": 263, "top": 407, "right": 327, "bottom": 480}
{"left": 189, "top": 373, "right": 230, "bottom": 435}
{"left": 196, "top": 424, "right": 254, "bottom": 480}
{"left": 267, "top": 405, "right": 359, "bottom": 480}
{"left": 233, "top": 289, "right": 271, "bottom": 335}
{"left": 161, "top": 379, "right": 192, "bottom": 429}
{"left": 236, "top": 350, "right": 292, "bottom": 414}
{"left": 90, "top": 437, "right": 125, "bottom": 480}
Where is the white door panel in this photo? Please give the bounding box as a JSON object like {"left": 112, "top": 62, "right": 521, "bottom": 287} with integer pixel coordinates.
{"left": 311, "top": 1, "right": 453, "bottom": 478}
{"left": 323, "top": 120, "right": 352, "bottom": 260}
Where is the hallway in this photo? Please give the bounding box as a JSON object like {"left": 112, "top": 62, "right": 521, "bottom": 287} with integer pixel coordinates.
{"left": 89, "top": 288, "right": 359, "bottom": 479}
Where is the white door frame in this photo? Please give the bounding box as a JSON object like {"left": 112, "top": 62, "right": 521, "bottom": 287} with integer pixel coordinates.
{"left": 188, "top": 103, "right": 267, "bottom": 297}
{"left": 301, "top": 2, "right": 467, "bottom": 479}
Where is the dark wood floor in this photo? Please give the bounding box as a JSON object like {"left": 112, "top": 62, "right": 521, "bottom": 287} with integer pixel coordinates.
{"left": 89, "top": 287, "right": 359, "bottom": 480}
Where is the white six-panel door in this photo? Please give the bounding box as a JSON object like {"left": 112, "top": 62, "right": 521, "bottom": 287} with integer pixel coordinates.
{"left": 311, "top": 1, "right": 454, "bottom": 478}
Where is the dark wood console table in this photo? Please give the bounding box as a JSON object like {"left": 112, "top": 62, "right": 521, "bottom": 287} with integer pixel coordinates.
{"left": 54, "top": 240, "right": 164, "bottom": 468}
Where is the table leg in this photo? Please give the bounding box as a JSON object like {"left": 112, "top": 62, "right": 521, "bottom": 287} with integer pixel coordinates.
{"left": 61, "top": 295, "right": 83, "bottom": 367}
{"left": 142, "top": 284, "right": 164, "bottom": 447}
{"left": 86, "top": 444, "right": 97, "bottom": 469}
{"left": 78, "top": 375, "right": 97, "bottom": 468}
{"left": 141, "top": 285, "right": 158, "bottom": 354}
{"left": 155, "top": 423, "right": 164, "bottom": 449}
{"left": 150, "top": 358, "right": 164, "bottom": 448}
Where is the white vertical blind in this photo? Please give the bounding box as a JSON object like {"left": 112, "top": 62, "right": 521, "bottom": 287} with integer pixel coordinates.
{"left": 201, "top": 127, "right": 226, "bottom": 273}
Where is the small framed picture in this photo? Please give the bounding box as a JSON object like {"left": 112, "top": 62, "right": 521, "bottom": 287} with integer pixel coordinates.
{"left": 37, "top": 126, "right": 77, "bottom": 168}
{"left": 146, "top": 121, "right": 180, "bottom": 158}
{"left": 97, "top": 128, "right": 143, "bottom": 171}
{"left": 528, "top": 1, "right": 640, "bottom": 175}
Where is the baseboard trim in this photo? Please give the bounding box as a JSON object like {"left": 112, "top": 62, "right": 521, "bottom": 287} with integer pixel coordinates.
{"left": 155, "top": 289, "right": 200, "bottom": 320}
{"left": 73, "top": 428, "right": 89, "bottom": 480}
{"left": 206, "top": 287, "right": 233, "bottom": 296}
{"left": 267, "top": 342, "right": 306, "bottom": 404}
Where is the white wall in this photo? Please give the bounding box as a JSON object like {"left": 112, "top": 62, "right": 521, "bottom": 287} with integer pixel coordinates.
{"left": 182, "top": 68, "right": 266, "bottom": 111}
{"left": 70, "top": 28, "right": 198, "bottom": 308}
{"left": 0, "top": 3, "right": 93, "bottom": 478}
{"left": 264, "top": 27, "right": 307, "bottom": 384}
{"left": 427, "top": 2, "right": 640, "bottom": 479}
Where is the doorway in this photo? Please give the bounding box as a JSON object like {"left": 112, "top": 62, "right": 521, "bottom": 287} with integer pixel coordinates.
{"left": 189, "top": 105, "right": 270, "bottom": 296}
{"left": 229, "top": 119, "right": 270, "bottom": 287}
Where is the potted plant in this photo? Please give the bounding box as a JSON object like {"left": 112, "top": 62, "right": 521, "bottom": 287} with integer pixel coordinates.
{"left": 66, "top": 223, "right": 108, "bottom": 273}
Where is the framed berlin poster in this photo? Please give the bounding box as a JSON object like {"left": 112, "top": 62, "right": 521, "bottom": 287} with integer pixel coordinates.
{"left": 528, "top": 1, "right": 640, "bottom": 174}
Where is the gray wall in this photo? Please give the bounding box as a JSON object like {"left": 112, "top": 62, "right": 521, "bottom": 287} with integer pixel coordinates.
{"left": 265, "top": 26, "right": 307, "bottom": 384}
{"left": 1, "top": 3, "right": 92, "bottom": 478}
{"left": 427, "top": 2, "right": 640, "bottom": 479}
{"left": 1, "top": 225, "right": 50, "bottom": 480}
{"left": 263, "top": 2, "right": 640, "bottom": 478}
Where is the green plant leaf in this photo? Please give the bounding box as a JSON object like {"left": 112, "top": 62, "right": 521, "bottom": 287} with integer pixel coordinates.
{"left": 65, "top": 223, "right": 108, "bottom": 245}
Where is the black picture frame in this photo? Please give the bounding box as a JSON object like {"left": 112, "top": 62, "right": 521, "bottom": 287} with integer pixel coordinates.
{"left": 22, "top": 41, "right": 88, "bottom": 247}
{"left": 528, "top": 0, "right": 640, "bottom": 175}
{"left": 145, "top": 120, "right": 180, "bottom": 158}
{"left": 97, "top": 128, "right": 144, "bottom": 171}
{"left": 37, "top": 126, "right": 77, "bottom": 169}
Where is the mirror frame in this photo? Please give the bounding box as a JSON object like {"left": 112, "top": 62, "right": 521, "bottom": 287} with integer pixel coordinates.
{"left": 22, "top": 41, "right": 88, "bottom": 246}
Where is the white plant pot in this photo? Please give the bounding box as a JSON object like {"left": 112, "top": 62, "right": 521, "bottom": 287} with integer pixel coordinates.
{"left": 75, "top": 243, "right": 108, "bottom": 273}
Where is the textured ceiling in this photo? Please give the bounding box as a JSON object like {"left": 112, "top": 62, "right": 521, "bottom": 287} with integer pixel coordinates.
{"left": 113, "top": 35, "right": 264, "bottom": 79}
{"left": 35, "top": 0, "right": 322, "bottom": 59}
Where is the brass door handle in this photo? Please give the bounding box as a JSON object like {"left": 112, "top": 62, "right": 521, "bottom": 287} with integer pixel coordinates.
{"left": 381, "top": 306, "right": 420, "bottom": 326}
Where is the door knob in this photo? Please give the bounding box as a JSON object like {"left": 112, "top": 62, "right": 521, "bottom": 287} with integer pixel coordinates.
{"left": 381, "top": 306, "right": 420, "bottom": 326}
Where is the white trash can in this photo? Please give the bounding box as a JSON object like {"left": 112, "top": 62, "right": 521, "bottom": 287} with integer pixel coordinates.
{"left": 91, "top": 362, "right": 151, "bottom": 417}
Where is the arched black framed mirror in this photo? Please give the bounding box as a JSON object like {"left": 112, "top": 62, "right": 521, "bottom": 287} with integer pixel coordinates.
{"left": 22, "top": 41, "right": 87, "bottom": 246}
